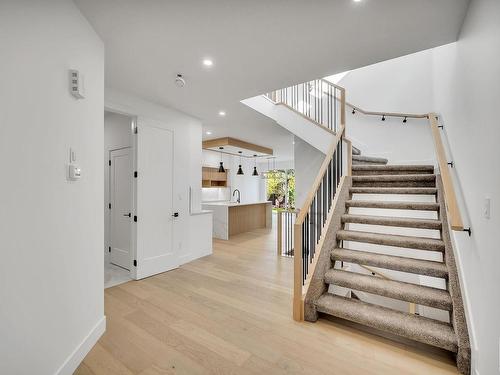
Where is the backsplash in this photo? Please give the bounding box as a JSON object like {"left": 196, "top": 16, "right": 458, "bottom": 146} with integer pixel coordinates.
{"left": 202, "top": 187, "right": 230, "bottom": 202}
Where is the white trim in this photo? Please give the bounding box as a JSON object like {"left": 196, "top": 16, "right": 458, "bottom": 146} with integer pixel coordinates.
{"left": 55, "top": 316, "right": 106, "bottom": 375}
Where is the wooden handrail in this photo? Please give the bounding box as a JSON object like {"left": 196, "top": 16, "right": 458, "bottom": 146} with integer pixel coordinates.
{"left": 428, "top": 113, "right": 464, "bottom": 230}
{"left": 342, "top": 101, "right": 465, "bottom": 231}
{"left": 347, "top": 102, "right": 428, "bottom": 119}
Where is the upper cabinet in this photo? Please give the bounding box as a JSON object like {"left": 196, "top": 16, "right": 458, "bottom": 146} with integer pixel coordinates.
{"left": 202, "top": 167, "right": 228, "bottom": 188}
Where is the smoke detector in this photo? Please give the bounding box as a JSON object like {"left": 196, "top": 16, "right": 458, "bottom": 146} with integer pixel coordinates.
{"left": 175, "top": 74, "right": 186, "bottom": 88}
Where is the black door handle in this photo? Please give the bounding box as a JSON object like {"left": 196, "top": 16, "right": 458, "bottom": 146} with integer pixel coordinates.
{"left": 172, "top": 212, "right": 179, "bottom": 217}
{"left": 123, "top": 213, "right": 131, "bottom": 217}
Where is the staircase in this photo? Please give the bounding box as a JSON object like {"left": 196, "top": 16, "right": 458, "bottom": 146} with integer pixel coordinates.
{"left": 243, "top": 78, "right": 470, "bottom": 374}
{"left": 306, "top": 163, "right": 471, "bottom": 374}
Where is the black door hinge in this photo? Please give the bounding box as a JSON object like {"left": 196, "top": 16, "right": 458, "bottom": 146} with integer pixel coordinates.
{"left": 134, "top": 127, "right": 138, "bottom": 134}
{"left": 108, "top": 203, "right": 111, "bottom": 209}
{"left": 134, "top": 215, "right": 137, "bottom": 222}
{"left": 108, "top": 246, "right": 111, "bottom": 253}
{"left": 134, "top": 171, "right": 138, "bottom": 178}
{"left": 108, "top": 160, "right": 111, "bottom": 166}
{"left": 133, "top": 259, "right": 137, "bottom": 267}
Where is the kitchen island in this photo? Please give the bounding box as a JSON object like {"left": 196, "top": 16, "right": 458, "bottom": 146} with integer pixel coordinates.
{"left": 201, "top": 201, "right": 272, "bottom": 240}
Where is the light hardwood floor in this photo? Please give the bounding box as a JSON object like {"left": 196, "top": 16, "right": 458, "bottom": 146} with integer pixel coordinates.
{"left": 76, "top": 223, "right": 458, "bottom": 375}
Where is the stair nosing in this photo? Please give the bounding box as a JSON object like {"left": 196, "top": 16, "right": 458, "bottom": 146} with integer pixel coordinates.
{"left": 315, "top": 294, "right": 457, "bottom": 352}
{"left": 341, "top": 213, "right": 442, "bottom": 229}
{"left": 349, "top": 187, "right": 438, "bottom": 195}
{"left": 325, "top": 268, "right": 452, "bottom": 310}
{"left": 352, "top": 174, "right": 436, "bottom": 181}
{"left": 346, "top": 200, "right": 440, "bottom": 211}
{"left": 337, "top": 229, "right": 445, "bottom": 252}
{"left": 331, "top": 248, "right": 448, "bottom": 278}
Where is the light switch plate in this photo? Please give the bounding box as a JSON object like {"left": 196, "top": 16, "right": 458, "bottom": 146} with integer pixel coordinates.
{"left": 484, "top": 197, "right": 491, "bottom": 219}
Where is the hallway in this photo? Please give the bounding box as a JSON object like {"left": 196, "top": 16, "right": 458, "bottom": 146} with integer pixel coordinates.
{"left": 76, "top": 224, "right": 458, "bottom": 374}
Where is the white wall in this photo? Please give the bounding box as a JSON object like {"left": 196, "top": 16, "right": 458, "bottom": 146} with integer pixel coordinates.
{"left": 105, "top": 88, "right": 211, "bottom": 265}
{"left": 336, "top": 1, "right": 500, "bottom": 371}
{"left": 339, "top": 51, "right": 436, "bottom": 164}
{"left": 202, "top": 150, "right": 262, "bottom": 203}
{"left": 294, "top": 136, "right": 324, "bottom": 209}
{"left": 431, "top": 0, "right": 500, "bottom": 373}
{"left": 0, "top": 1, "right": 105, "bottom": 374}
{"left": 103, "top": 111, "right": 132, "bottom": 257}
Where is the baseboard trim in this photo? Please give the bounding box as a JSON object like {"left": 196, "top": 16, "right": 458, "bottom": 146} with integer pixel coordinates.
{"left": 179, "top": 249, "right": 212, "bottom": 265}
{"left": 55, "top": 316, "right": 106, "bottom": 375}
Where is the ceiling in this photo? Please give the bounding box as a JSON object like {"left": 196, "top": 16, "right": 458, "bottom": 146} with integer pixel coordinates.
{"left": 75, "top": 0, "right": 469, "bottom": 161}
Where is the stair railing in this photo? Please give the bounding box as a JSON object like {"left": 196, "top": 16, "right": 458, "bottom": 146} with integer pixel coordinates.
{"left": 266, "top": 79, "right": 346, "bottom": 134}
{"left": 346, "top": 103, "right": 467, "bottom": 233}
{"left": 267, "top": 81, "right": 349, "bottom": 321}
{"left": 277, "top": 209, "right": 298, "bottom": 257}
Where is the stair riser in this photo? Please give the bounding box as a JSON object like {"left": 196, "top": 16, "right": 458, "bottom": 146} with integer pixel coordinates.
{"left": 324, "top": 273, "right": 452, "bottom": 311}
{"left": 352, "top": 181, "right": 436, "bottom": 188}
{"left": 331, "top": 253, "right": 448, "bottom": 278}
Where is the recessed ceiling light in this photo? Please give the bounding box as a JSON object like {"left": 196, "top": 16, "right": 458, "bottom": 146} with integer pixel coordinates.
{"left": 203, "top": 59, "right": 213, "bottom": 67}
{"left": 353, "top": 0, "right": 362, "bottom": 2}
{"left": 206, "top": 131, "right": 212, "bottom": 135}
{"left": 218, "top": 111, "right": 226, "bottom": 116}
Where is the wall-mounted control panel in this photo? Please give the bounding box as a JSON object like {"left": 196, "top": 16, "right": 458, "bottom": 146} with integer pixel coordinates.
{"left": 68, "top": 164, "right": 81, "bottom": 180}
{"left": 69, "top": 69, "right": 85, "bottom": 99}
{"left": 67, "top": 147, "right": 81, "bottom": 181}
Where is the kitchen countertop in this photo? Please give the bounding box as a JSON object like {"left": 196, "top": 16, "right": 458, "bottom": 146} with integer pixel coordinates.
{"left": 202, "top": 201, "right": 271, "bottom": 208}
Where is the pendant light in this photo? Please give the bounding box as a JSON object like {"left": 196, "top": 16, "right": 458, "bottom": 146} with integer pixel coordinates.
{"left": 218, "top": 147, "right": 225, "bottom": 172}
{"left": 252, "top": 154, "right": 259, "bottom": 176}
{"left": 237, "top": 151, "right": 244, "bottom": 175}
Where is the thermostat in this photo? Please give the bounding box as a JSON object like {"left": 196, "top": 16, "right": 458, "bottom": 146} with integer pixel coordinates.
{"left": 68, "top": 164, "right": 81, "bottom": 180}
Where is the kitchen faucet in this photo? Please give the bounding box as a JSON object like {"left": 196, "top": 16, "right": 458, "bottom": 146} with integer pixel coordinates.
{"left": 233, "top": 189, "right": 241, "bottom": 204}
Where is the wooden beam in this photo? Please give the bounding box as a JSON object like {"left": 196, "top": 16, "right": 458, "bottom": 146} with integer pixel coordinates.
{"left": 202, "top": 137, "right": 273, "bottom": 156}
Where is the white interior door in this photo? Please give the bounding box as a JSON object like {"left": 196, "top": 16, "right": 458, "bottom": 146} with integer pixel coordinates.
{"left": 135, "top": 122, "right": 177, "bottom": 279}
{"left": 110, "top": 147, "right": 132, "bottom": 270}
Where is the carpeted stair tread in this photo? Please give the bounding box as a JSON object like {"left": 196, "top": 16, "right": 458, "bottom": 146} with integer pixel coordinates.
{"left": 331, "top": 248, "right": 448, "bottom": 278}
{"left": 352, "top": 174, "right": 436, "bottom": 188}
{"left": 350, "top": 187, "right": 438, "bottom": 195}
{"left": 337, "top": 230, "right": 445, "bottom": 252}
{"left": 341, "top": 214, "right": 442, "bottom": 229}
{"left": 315, "top": 294, "right": 457, "bottom": 352}
{"left": 324, "top": 269, "right": 452, "bottom": 310}
{"left": 352, "top": 155, "right": 388, "bottom": 165}
{"left": 346, "top": 200, "right": 439, "bottom": 211}
{"left": 352, "top": 165, "right": 435, "bottom": 175}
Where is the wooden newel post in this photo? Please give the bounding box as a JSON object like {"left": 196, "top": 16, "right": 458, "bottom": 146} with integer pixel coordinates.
{"left": 293, "top": 223, "right": 303, "bottom": 321}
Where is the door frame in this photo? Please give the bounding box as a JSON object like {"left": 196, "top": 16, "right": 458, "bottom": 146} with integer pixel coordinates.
{"left": 104, "top": 106, "right": 177, "bottom": 280}
{"left": 108, "top": 146, "right": 133, "bottom": 271}
{"left": 105, "top": 107, "right": 137, "bottom": 279}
